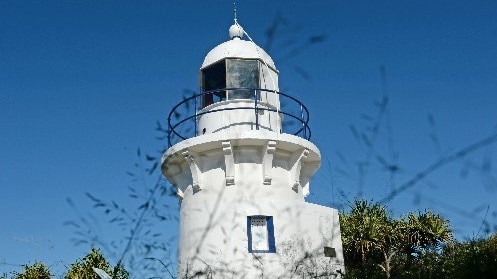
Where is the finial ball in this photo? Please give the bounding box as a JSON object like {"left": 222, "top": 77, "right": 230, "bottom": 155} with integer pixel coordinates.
{"left": 229, "top": 23, "right": 244, "bottom": 39}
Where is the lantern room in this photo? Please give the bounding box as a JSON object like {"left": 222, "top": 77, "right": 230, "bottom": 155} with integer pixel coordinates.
{"left": 200, "top": 22, "right": 278, "bottom": 102}
{"left": 196, "top": 23, "right": 281, "bottom": 136}
{"left": 166, "top": 22, "right": 311, "bottom": 146}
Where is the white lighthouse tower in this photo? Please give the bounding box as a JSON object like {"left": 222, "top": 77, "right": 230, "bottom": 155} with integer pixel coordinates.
{"left": 162, "top": 20, "right": 345, "bottom": 278}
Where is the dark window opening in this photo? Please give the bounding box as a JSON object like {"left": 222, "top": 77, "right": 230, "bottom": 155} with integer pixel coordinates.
{"left": 324, "top": 247, "right": 337, "bottom": 258}
{"left": 201, "top": 60, "right": 226, "bottom": 107}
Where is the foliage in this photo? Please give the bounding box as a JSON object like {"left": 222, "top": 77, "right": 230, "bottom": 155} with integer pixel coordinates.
{"left": 3, "top": 247, "right": 128, "bottom": 279}
{"left": 442, "top": 233, "right": 497, "bottom": 279}
{"left": 12, "top": 262, "right": 51, "bottom": 279}
{"left": 340, "top": 199, "right": 453, "bottom": 279}
{"left": 341, "top": 200, "right": 497, "bottom": 279}
{"left": 65, "top": 247, "right": 128, "bottom": 279}
{"left": 66, "top": 142, "right": 178, "bottom": 277}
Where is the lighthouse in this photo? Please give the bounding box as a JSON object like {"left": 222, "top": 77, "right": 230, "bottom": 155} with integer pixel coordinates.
{"left": 162, "top": 20, "right": 345, "bottom": 278}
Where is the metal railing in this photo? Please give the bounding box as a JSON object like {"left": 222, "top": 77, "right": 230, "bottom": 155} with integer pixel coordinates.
{"left": 167, "top": 88, "right": 311, "bottom": 147}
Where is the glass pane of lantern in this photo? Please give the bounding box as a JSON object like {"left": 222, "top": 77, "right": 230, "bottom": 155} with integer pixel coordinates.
{"left": 226, "top": 59, "right": 259, "bottom": 100}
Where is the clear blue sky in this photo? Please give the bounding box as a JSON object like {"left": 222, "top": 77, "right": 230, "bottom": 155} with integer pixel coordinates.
{"left": 1, "top": 0, "right": 497, "bottom": 277}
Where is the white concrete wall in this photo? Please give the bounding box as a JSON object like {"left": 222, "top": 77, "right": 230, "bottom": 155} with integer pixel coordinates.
{"left": 178, "top": 196, "right": 344, "bottom": 278}
{"left": 163, "top": 132, "right": 344, "bottom": 278}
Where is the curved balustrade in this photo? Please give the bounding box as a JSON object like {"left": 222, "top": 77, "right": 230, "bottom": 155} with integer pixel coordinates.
{"left": 167, "top": 88, "right": 311, "bottom": 147}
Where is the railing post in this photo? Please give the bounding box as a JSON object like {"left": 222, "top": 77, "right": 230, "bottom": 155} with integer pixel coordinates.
{"left": 194, "top": 94, "right": 197, "bottom": 137}
{"left": 300, "top": 103, "right": 305, "bottom": 138}
{"left": 254, "top": 89, "right": 259, "bottom": 130}
{"left": 167, "top": 116, "right": 172, "bottom": 147}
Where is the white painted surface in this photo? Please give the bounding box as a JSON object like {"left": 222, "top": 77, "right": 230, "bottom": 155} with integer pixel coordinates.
{"left": 197, "top": 99, "right": 280, "bottom": 136}
{"left": 228, "top": 23, "right": 244, "bottom": 39}
{"left": 202, "top": 38, "right": 276, "bottom": 70}
{"left": 163, "top": 131, "right": 345, "bottom": 277}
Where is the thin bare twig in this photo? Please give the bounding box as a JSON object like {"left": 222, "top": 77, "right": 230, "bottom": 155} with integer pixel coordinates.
{"left": 381, "top": 132, "right": 497, "bottom": 203}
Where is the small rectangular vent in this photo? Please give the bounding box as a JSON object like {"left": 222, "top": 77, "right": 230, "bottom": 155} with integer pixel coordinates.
{"left": 324, "top": 246, "right": 337, "bottom": 258}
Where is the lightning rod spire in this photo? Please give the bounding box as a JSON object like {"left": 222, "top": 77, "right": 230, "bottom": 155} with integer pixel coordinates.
{"left": 233, "top": 2, "right": 238, "bottom": 23}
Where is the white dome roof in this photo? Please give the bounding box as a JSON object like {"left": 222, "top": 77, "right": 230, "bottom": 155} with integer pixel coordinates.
{"left": 201, "top": 38, "right": 276, "bottom": 70}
